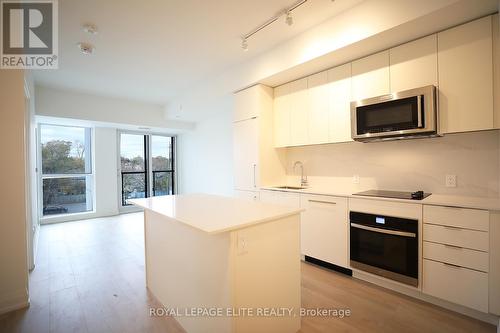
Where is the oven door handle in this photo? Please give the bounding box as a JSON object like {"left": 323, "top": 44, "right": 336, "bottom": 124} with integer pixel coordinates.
{"left": 351, "top": 223, "right": 416, "bottom": 238}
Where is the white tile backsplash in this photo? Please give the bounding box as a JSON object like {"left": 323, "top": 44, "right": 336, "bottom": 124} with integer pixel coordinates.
{"left": 285, "top": 130, "right": 500, "bottom": 197}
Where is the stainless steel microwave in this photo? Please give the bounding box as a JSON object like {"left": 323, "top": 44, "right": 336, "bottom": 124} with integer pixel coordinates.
{"left": 351, "top": 85, "right": 438, "bottom": 142}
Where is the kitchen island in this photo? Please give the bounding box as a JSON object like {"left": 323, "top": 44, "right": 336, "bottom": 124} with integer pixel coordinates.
{"left": 130, "top": 194, "right": 303, "bottom": 333}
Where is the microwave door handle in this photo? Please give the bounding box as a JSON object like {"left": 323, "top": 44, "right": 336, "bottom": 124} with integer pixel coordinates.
{"left": 417, "top": 95, "right": 423, "bottom": 128}
{"left": 351, "top": 223, "right": 416, "bottom": 238}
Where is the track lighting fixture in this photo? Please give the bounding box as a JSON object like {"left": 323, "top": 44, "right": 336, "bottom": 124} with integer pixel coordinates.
{"left": 241, "top": 38, "right": 248, "bottom": 51}
{"left": 285, "top": 11, "right": 293, "bottom": 26}
{"left": 240, "top": 0, "right": 309, "bottom": 51}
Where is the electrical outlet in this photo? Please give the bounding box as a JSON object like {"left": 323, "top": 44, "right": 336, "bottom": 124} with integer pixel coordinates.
{"left": 445, "top": 175, "right": 457, "bottom": 188}
{"left": 353, "top": 174, "right": 360, "bottom": 184}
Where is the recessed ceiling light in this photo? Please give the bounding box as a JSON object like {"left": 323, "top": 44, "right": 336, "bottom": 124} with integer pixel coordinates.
{"left": 83, "top": 23, "right": 98, "bottom": 35}
{"left": 138, "top": 127, "right": 151, "bottom": 130}
{"left": 77, "top": 42, "right": 95, "bottom": 55}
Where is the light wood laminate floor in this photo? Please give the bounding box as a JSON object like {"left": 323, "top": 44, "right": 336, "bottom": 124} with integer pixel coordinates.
{"left": 0, "top": 213, "right": 495, "bottom": 333}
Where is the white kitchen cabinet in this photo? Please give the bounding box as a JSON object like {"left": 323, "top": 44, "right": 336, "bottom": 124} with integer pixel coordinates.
{"left": 259, "top": 190, "right": 300, "bottom": 208}
{"left": 234, "top": 190, "right": 260, "bottom": 202}
{"left": 289, "top": 78, "right": 309, "bottom": 146}
{"left": 328, "top": 63, "right": 352, "bottom": 143}
{"left": 273, "top": 83, "right": 291, "bottom": 148}
{"left": 233, "top": 85, "right": 286, "bottom": 192}
{"left": 351, "top": 50, "right": 390, "bottom": 101}
{"left": 234, "top": 85, "right": 260, "bottom": 122}
{"left": 233, "top": 118, "right": 259, "bottom": 191}
{"left": 422, "top": 205, "right": 490, "bottom": 313}
{"left": 423, "top": 259, "right": 489, "bottom": 312}
{"left": 307, "top": 71, "right": 330, "bottom": 145}
{"left": 390, "top": 34, "right": 438, "bottom": 92}
{"left": 300, "top": 194, "right": 348, "bottom": 268}
{"left": 438, "top": 16, "right": 494, "bottom": 133}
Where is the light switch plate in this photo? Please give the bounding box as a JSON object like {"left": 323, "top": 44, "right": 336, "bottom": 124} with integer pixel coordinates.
{"left": 445, "top": 174, "right": 457, "bottom": 188}
{"left": 353, "top": 174, "right": 360, "bottom": 184}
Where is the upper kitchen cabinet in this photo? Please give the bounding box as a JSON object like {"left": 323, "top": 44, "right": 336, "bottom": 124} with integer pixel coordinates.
{"left": 438, "top": 16, "right": 494, "bottom": 134}
{"left": 390, "top": 34, "right": 438, "bottom": 92}
{"left": 289, "top": 78, "right": 309, "bottom": 146}
{"left": 233, "top": 85, "right": 261, "bottom": 122}
{"left": 273, "top": 83, "right": 291, "bottom": 148}
{"left": 308, "top": 71, "right": 330, "bottom": 145}
{"left": 328, "top": 63, "right": 352, "bottom": 143}
{"left": 233, "top": 85, "right": 286, "bottom": 192}
{"left": 351, "top": 50, "right": 390, "bottom": 101}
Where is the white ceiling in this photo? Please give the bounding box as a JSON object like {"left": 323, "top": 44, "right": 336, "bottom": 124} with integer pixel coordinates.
{"left": 34, "top": 0, "right": 364, "bottom": 105}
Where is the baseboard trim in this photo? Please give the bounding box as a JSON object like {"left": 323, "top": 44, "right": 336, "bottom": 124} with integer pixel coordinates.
{"left": 0, "top": 289, "right": 29, "bottom": 315}
{"left": 304, "top": 256, "right": 353, "bottom": 276}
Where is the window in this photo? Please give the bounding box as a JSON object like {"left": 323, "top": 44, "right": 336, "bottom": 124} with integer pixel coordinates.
{"left": 40, "top": 124, "right": 93, "bottom": 216}
{"left": 120, "top": 133, "right": 175, "bottom": 206}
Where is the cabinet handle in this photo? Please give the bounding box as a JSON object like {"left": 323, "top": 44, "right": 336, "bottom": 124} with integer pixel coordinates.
{"left": 443, "top": 225, "right": 462, "bottom": 231}
{"left": 309, "top": 199, "right": 336, "bottom": 205}
{"left": 253, "top": 164, "right": 256, "bottom": 188}
{"left": 444, "top": 244, "right": 463, "bottom": 250}
{"left": 443, "top": 262, "right": 462, "bottom": 269}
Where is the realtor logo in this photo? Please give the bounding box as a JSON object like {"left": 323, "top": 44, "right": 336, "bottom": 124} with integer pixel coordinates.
{"left": 1, "top": 0, "right": 58, "bottom": 69}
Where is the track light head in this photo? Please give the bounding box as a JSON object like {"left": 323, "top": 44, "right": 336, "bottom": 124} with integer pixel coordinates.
{"left": 241, "top": 38, "right": 248, "bottom": 51}
{"left": 285, "top": 11, "right": 293, "bottom": 26}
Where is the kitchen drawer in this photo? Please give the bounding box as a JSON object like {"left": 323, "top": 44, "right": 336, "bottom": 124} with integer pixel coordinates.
{"left": 423, "top": 205, "right": 489, "bottom": 231}
{"left": 423, "top": 259, "right": 488, "bottom": 312}
{"left": 423, "top": 223, "right": 489, "bottom": 252}
{"left": 423, "top": 241, "right": 489, "bottom": 272}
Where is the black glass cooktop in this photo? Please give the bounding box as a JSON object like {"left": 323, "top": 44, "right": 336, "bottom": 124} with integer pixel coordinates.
{"left": 353, "top": 190, "right": 431, "bottom": 200}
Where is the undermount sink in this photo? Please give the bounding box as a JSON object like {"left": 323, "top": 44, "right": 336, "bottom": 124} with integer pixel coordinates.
{"left": 273, "top": 186, "right": 308, "bottom": 190}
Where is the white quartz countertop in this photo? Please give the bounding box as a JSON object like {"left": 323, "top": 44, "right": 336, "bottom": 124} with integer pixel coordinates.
{"left": 129, "top": 194, "right": 303, "bottom": 234}
{"left": 260, "top": 186, "right": 500, "bottom": 211}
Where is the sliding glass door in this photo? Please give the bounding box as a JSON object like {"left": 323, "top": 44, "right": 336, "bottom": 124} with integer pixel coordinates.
{"left": 119, "top": 132, "right": 175, "bottom": 207}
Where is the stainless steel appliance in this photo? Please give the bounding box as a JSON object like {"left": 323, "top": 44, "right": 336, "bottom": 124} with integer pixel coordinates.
{"left": 351, "top": 85, "right": 437, "bottom": 142}
{"left": 350, "top": 211, "right": 419, "bottom": 286}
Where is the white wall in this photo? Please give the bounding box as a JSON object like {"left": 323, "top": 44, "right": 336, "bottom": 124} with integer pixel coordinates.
{"left": 177, "top": 108, "right": 234, "bottom": 196}
{"left": 94, "top": 128, "right": 119, "bottom": 217}
{"left": 0, "top": 70, "right": 29, "bottom": 314}
{"left": 285, "top": 131, "right": 500, "bottom": 197}
{"left": 36, "top": 85, "right": 194, "bottom": 131}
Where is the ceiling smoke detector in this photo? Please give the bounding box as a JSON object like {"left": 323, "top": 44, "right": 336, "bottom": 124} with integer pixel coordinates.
{"left": 77, "top": 42, "right": 95, "bottom": 55}
{"left": 83, "top": 23, "right": 98, "bottom": 35}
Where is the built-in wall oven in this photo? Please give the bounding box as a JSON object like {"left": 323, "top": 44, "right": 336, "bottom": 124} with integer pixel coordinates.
{"left": 350, "top": 211, "right": 418, "bottom": 287}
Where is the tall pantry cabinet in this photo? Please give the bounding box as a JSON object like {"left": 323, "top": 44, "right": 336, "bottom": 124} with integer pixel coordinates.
{"left": 233, "top": 85, "right": 286, "bottom": 199}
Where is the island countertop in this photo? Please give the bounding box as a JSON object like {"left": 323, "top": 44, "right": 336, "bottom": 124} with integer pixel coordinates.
{"left": 129, "top": 193, "right": 303, "bottom": 234}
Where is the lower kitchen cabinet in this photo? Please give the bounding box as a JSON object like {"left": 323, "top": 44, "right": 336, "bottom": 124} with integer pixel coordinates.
{"left": 259, "top": 190, "right": 300, "bottom": 208}
{"left": 300, "top": 194, "right": 348, "bottom": 268}
{"left": 422, "top": 205, "right": 491, "bottom": 313}
{"left": 234, "top": 190, "right": 260, "bottom": 202}
{"left": 423, "top": 259, "right": 488, "bottom": 312}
